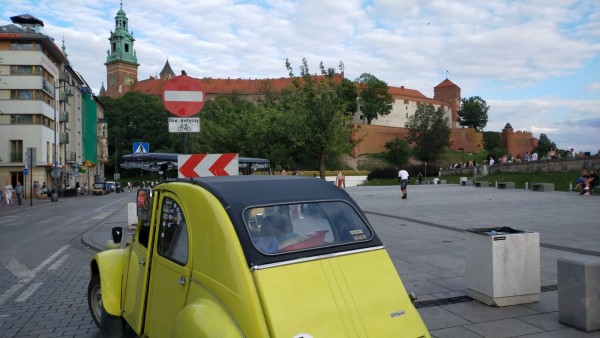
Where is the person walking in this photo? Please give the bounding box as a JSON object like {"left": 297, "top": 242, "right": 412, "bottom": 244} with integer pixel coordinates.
{"left": 15, "top": 181, "right": 24, "bottom": 205}
{"left": 398, "top": 168, "right": 409, "bottom": 199}
{"left": 4, "top": 181, "right": 14, "bottom": 206}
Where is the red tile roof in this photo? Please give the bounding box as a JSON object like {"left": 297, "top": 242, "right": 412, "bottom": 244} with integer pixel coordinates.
{"left": 434, "top": 78, "right": 459, "bottom": 89}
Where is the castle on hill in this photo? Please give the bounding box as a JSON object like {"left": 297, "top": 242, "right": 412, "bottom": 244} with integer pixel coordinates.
{"left": 99, "top": 5, "right": 536, "bottom": 159}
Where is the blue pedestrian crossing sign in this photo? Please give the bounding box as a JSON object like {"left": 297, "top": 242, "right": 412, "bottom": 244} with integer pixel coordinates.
{"left": 133, "top": 142, "right": 149, "bottom": 154}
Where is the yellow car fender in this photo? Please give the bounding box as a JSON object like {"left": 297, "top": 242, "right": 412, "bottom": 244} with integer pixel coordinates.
{"left": 91, "top": 249, "right": 124, "bottom": 316}
{"left": 172, "top": 299, "right": 243, "bottom": 338}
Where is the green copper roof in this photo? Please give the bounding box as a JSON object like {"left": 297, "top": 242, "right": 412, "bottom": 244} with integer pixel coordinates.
{"left": 106, "top": 5, "right": 138, "bottom": 64}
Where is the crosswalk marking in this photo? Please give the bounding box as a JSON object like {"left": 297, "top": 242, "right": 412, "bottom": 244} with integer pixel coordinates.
{"left": 48, "top": 254, "right": 70, "bottom": 271}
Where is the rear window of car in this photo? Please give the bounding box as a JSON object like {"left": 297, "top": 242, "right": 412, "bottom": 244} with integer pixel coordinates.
{"left": 94, "top": 183, "right": 105, "bottom": 189}
{"left": 243, "top": 201, "right": 372, "bottom": 255}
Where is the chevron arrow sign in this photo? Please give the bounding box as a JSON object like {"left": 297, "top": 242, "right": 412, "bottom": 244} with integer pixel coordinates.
{"left": 178, "top": 153, "right": 239, "bottom": 178}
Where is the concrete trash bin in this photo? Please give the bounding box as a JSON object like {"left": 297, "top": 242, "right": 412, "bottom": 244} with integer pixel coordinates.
{"left": 466, "top": 227, "right": 540, "bottom": 307}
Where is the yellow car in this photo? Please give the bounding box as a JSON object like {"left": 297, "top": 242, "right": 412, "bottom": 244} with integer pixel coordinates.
{"left": 88, "top": 176, "right": 430, "bottom": 337}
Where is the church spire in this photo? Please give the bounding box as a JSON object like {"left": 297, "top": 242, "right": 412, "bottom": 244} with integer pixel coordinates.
{"left": 106, "top": 3, "right": 138, "bottom": 64}
{"left": 61, "top": 33, "right": 67, "bottom": 58}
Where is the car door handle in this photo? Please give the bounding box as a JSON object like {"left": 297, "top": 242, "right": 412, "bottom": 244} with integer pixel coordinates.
{"left": 138, "top": 259, "right": 145, "bottom": 266}
{"left": 177, "top": 276, "right": 186, "bottom": 285}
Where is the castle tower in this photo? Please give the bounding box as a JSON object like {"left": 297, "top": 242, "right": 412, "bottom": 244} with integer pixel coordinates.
{"left": 434, "top": 78, "right": 461, "bottom": 128}
{"left": 105, "top": 3, "right": 139, "bottom": 98}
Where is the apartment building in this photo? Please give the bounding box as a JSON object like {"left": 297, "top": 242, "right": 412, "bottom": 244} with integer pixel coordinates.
{"left": 0, "top": 14, "right": 105, "bottom": 193}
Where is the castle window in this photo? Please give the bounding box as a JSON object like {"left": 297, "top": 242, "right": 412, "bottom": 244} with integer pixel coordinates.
{"left": 404, "top": 100, "right": 409, "bottom": 104}
{"left": 112, "top": 43, "right": 116, "bottom": 53}
{"left": 125, "top": 44, "right": 129, "bottom": 53}
{"left": 359, "top": 115, "right": 364, "bottom": 120}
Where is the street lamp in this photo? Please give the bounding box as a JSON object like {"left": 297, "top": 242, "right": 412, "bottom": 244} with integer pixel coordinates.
{"left": 51, "top": 85, "right": 59, "bottom": 202}
{"left": 51, "top": 80, "right": 75, "bottom": 202}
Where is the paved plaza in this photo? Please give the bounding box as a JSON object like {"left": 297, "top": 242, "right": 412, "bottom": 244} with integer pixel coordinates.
{"left": 4, "top": 183, "right": 598, "bottom": 337}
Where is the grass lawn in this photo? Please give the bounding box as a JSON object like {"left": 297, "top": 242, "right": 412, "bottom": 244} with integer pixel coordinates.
{"left": 363, "top": 171, "right": 584, "bottom": 192}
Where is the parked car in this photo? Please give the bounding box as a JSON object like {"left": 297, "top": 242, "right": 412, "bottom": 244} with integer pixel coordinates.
{"left": 92, "top": 182, "right": 107, "bottom": 196}
{"left": 105, "top": 181, "right": 116, "bottom": 193}
{"left": 88, "top": 176, "right": 430, "bottom": 337}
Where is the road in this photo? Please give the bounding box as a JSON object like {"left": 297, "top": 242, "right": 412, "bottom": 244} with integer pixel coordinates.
{"left": 0, "top": 193, "right": 132, "bottom": 337}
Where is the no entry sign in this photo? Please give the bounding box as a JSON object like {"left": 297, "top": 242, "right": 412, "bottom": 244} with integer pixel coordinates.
{"left": 162, "top": 75, "right": 205, "bottom": 117}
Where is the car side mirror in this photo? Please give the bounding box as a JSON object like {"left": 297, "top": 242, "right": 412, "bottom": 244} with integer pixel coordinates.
{"left": 137, "top": 189, "right": 152, "bottom": 222}
{"left": 112, "top": 226, "right": 123, "bottom": 244}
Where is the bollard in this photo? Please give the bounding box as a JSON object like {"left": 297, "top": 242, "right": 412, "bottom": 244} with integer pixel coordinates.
{"left": 495, "top": 181, "right": 498, "bottom": 188}
{"left": 569, "top": 183, "right": 572, "bottom": 191}
{"left": 525, "top": 181, "right": 528, "bottom": 190}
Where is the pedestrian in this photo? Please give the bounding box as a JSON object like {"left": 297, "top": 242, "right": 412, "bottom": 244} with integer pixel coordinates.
{"left": 0, "top": 185, "right": 4, "bottom": 206}
{"left": 4, "top": 181, "right": 14, "bottom": 206}
{"left": 417, "top": 172, "right": 423, "bottom": 185}
{"left": 398, "top": 168, "right": 409, "bottom": 199}
{"left": 15, "top": 181, "right": 24, "bottom": 205}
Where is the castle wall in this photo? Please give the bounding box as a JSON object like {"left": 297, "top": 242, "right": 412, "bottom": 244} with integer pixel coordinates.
{"left": 350, "top": 124, "right": 483, "bottom": 157}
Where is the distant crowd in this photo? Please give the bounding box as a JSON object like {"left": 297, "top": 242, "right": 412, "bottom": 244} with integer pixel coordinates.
{"left": 444, "top": 147, "right": 597, "bottom": 170}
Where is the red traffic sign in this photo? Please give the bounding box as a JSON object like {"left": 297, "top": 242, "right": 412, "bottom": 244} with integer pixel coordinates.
{"left": 162, "top": 75, "right": 205, "bottom": 117}
{"left": 178, "top": 154, "right": 238, "bottom": 178}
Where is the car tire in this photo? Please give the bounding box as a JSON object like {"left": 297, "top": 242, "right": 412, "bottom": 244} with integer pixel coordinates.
{"left": 88, "top": 275, "right": 124, "bottom": 336}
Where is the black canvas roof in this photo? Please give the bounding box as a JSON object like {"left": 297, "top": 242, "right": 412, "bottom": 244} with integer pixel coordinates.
{"left": 177, "top": 175, "right": 383, "bottom": 267}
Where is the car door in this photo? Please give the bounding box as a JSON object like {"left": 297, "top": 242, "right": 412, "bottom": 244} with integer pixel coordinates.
{"left": 144, "top": 194, "right": 191, "bottom": 337}
{"left": 121, "top": 201, "right": 157, "bottom": 334}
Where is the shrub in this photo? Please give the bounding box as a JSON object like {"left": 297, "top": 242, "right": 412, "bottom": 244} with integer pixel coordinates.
{"left": 367, "top": 167, "right": 398, "bottom": 181}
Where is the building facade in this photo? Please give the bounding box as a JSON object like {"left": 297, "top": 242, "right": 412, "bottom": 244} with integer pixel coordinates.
{"left": 0, "top": 14, "right": 105, "bottom": 192}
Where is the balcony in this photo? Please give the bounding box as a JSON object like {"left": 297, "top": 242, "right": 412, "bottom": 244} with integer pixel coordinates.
{"left": 66, "top": 151, "right": 76, "bottom": 163}
{"left": 59, "top": 89, "right": 73, "bottom": 103}
{"left": 60, "top": 132, "right": 69, "bottom": 144}
{"left": 60, "top": 111, "right": 69, "bottom": 122}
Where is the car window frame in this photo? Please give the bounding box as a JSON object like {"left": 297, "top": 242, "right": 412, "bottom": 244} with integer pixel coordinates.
{"left": 155, "top": 195, "right": 190, "bottom": 266}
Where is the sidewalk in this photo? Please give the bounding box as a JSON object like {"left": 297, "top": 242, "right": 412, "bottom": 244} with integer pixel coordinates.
{"left": 77, "top": 184, "right": 600, "bottom": 337}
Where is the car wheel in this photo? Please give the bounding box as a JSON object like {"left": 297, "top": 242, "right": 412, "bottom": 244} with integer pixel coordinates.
{"left": 88, "top": 275, "right": 124, "bottom": 336}
{"left": 88, "top": 275, "right": 103, "bottom": 328}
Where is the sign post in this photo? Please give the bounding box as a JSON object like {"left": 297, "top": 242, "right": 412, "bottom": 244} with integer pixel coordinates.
{"left": 162, "top": 75, "right": 204, "bottom": 154}
{"left": 26, "top": 147, "right": 36, "bottom": 206}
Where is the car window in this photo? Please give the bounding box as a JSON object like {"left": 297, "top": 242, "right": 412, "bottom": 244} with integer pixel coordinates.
{"left": 156, "top": 197, "right": 189, "bottom": 265}
{"left": 244, "top": 201, "right": 372, "bottom": 254}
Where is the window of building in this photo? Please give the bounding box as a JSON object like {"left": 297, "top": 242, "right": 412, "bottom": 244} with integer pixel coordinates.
{"left": 125, "top": 44, "right": 129, "bottom": 53}
{"left": 404, "top": 100, "right": 409, "bottom": 104}
{"left": 10, "top": 140, "right": 23, "bottom": 162}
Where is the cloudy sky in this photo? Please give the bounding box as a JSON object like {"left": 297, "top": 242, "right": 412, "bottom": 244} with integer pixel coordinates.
{"left": 2, "top": 0, "right": 599, "bottom": 153}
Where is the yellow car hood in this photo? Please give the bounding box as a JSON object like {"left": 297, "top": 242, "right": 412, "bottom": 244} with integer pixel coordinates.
{"left": 253, "top": 248, "right": 429, "bottom": 338}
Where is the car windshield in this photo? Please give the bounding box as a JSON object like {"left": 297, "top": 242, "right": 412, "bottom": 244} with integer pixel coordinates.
{"left": 94, "top": 183, "right": 104, "bottom": 189}
{"left": 243, "top": 201, "right": 372, "bottom": 255}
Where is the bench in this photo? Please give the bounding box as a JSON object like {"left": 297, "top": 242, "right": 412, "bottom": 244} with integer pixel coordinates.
{"left": 474, "top": 181, "right": 488, "bottom": 187}
{"left": 531, "top": 183, "right": 554, "bottom": 192}
{"left": 558, "top": 257, "right": 600, "bottom": 331}
{"left": 497, "top": 182, "right": 515, "bottom": 189}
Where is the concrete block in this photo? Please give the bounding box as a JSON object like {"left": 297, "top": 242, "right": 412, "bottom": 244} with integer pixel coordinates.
{"left": 498, "top": 182, "right": 515, "bottom": 189}
{"left": 466, "top": 229, "right": 540, "bottom": 306}
{"left": 558, "top": 257, "right": 600, "bottom": 332}
{"left": 475, "top": 181, "right": 489, "bottom": 187}
{"left": 127, "top": 202, "right": 137, "bottom": 229}
{"left": 532, "top": 183, "right": 554, "bottom": 192}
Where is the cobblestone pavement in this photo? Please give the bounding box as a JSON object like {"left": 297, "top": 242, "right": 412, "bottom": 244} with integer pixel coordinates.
{"left": 0, "top": 245, "right": 100, "bottom": 338}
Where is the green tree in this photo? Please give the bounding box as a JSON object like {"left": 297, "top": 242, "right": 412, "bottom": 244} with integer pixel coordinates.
{"left": 356, "top": 73, "right": 393, "bottom": 124}
{"left": 101, "top": 91, "right": 176, "bottom": 177}
{"left": 407, "top": 103, "right": 451, "bottom": 162}
{"left": 458, "top": 96, "right": 489, "bottom": 131}
{"left": 482, "top": 131, "right": 502, "bottom": 151}
{"left": 534, "top": 133, "right": 556, "bottom": 156}
{"left": 285, "top": 58, "right": 354, "bottom": 178}
{"left": 385, "top": 138, "right": 410, "bottom": 166}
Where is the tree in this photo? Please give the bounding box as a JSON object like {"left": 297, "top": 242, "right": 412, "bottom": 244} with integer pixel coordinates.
{"left": 535, "top": 133, "right": 556, "bottom": 157}
{"left": 385, "top": 138, "right": 410, "bottom": 166}
{"left": 482, "top": 131, "right": 502, "bottom": 151}
{"left": 285, "top": 58, "right": 354, "bottom": 178}
{"left": 356, "top": 73, "right": 393, "bottom": 124}
{"left": 101, "top": 91, "right": 176, "bottom": 177}
{"left": 406, "top": 103, "right": 451, "bottom": 162}
{"left": 458, "top": 96, "right": 489, "bottom": 131}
